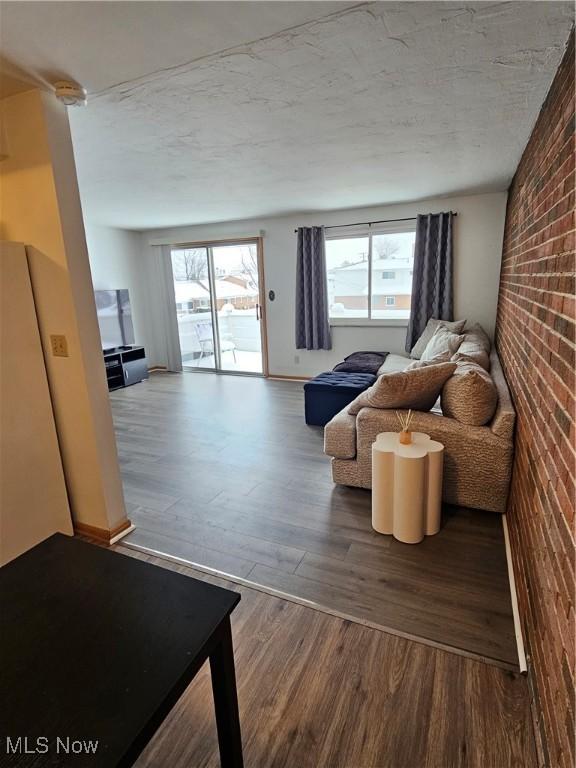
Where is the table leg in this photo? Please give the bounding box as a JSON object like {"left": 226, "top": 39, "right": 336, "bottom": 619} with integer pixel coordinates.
{"left": 209, "top": 617, "right": 244, "bottom": 768}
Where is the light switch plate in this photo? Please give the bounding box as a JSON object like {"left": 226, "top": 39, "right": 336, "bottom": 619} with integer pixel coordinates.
{"left": 50, "top": 334, "right": 69, "bottom": 357}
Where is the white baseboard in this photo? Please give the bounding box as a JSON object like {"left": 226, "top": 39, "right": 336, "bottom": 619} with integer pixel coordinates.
{"left": 109, "top": 523, "right": 136, "bottom": 545}
{"left": 503, "top": 514, "right": 528, "bottom": 674}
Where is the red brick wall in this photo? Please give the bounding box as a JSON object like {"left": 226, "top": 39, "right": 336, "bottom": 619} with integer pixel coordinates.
{"left": 495, "top": 29, "right": 575, "bottom": 768}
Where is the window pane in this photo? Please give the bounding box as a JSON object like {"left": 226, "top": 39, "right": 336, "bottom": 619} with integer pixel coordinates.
{"left": 171, "top": 248, "right": 215, "bottom": 368}
{"left": 370, "top": 232, "right": 415, "bottom": 319}
{"left": 326, "top": 237, "right": 369, "bottom": 318}
{"left": 211, "top": 244, "right": 262, "bottom": 374}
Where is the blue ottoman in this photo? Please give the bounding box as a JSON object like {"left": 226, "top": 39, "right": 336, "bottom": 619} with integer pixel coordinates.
{"left": 304, "top": 371, "right": 377, "bottom": 426}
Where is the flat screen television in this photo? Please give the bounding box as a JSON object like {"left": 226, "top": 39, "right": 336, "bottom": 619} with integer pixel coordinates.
{"left": 94, "top": 289, "right": 135, "bottom": 350}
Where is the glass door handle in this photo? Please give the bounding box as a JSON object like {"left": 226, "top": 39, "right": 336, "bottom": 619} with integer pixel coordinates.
{"left": 256, "top": 304, "right": 260, "bottom": 321}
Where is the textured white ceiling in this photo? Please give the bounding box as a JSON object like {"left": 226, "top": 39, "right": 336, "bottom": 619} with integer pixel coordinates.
{"left": 2, "top": 1, "right": 573, "bottom": 228}
{"left": 1, "top": 2, "right": 357, "bottom": 92}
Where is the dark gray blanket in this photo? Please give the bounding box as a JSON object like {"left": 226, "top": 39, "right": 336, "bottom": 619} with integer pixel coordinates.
{"left": 333, "top": 351, "right": 389, "bottom": 376}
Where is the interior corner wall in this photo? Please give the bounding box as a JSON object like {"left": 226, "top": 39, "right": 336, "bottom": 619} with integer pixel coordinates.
{"left": 494, "top": 29, "right": 575, "bottom": 768}
{"left": 142, "top": 191, "right": 507, "bottom": 376}
{"left": 0, "top": 88, "right": 127, "bottom": 533}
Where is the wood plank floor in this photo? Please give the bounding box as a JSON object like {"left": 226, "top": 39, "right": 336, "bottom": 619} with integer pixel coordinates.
{"left": 111, "top": 372, "right": 517, "bottom": 667}
{"left": 110, "top": 545, "right": 537, "bottom": 768}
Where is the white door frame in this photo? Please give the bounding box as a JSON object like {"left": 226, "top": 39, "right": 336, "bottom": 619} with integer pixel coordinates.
{"left": 169, "top": 237, "right": 268, "bottom": 377}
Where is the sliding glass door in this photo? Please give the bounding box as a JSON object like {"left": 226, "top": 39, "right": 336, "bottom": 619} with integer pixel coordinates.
{"left": 170, "top": 241, "right": 265, "bottom": 375}
{"left": 171, "top": 246, "right": 214, "bottom": 368}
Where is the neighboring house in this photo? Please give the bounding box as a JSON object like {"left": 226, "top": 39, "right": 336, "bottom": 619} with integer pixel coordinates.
{"left": 328, "top": 256, "right": 413, "bottom": 314}
{"left": 174, "top": 277, "right": 258, "bottom": 312}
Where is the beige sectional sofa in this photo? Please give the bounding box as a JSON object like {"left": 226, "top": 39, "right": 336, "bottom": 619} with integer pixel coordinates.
{"left": 324, "top": 349, "right": 515, "bottom": 514}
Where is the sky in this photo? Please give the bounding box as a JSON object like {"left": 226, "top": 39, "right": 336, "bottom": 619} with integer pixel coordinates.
{"left": 326, "top": 232, "right": 415, "bottom": 271}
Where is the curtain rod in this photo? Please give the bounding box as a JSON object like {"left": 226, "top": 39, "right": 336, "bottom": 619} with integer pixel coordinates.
{"left": 293, "top": 212, "right": 457, "bottom": 233}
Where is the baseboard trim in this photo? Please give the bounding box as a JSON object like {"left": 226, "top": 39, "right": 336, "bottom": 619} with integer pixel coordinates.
{"left": 109, "top": 524, "right": 136, "bottom": 544}
{"left": 120, "top": 539, "right": 519, "bottom": 673}
{"left": 74, "top": 519, "right": 133, "bottom": 546}
{"left": 503, "top": 514, "right": 528, "bottom": 674}
{"left": 147, "top": 369, "right": 308, "bottom": 381}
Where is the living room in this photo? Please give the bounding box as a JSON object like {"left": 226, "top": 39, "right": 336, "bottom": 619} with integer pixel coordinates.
{"left": 1, "top": 3, "right": 574, "bottom": 767}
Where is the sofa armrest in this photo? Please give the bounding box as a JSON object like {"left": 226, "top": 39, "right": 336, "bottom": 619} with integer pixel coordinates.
{"left": 324, "top": 408, "right": 357, "bottom": 459}
{"left": 355, "top": 407, "right": 510, "bottom": 451}
{"left": 354, "top": 407, "right": 513, "bottom": 512}
{"left": 489, "top": 350, "right": 516, "bottom": 441}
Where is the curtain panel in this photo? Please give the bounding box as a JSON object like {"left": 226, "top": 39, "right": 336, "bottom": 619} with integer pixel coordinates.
{"left": 295, "top": 226, "right": 332, "bottom": 350}
{"left": 156, "top": 245, "right": 184, "bottom": 371}
{"left": 405, "top": 212, "right": 454, "bottom": 353}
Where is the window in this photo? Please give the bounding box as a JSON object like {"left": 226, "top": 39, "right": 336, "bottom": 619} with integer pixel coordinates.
{"left": 326, "top": 236, "right": 369, "bottom": 319}
{"left": 326, "top": 227, "right": 416, "bottom": 322}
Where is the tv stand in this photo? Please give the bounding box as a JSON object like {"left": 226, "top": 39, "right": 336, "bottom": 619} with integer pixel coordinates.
{"left": 103, "top": 346, "right": 148, "bottom": 391}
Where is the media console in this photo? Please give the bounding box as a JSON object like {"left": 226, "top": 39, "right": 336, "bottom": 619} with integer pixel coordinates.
{"left": 103, "top": 345, "right": 148, "bottom": 391}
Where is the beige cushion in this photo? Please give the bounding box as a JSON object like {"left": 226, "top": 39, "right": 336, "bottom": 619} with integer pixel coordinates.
{"left": 405, "top": 354, "right": 451, "bottom": 370}
{"left": 348, "top": 362, "right": 456, "bottom": 415}
{"left": 376, "top": 354, "right": 411, "bottom": 375}
{"left": 410, "top": 318, "right": 467, "bottom": 359}
{"left": 421, "top": 325, "right": 464, "bottom": 362}
{"left": 452, "top": 323, "right": 492, "bottom": 371}
{"left": 441, "top": 361, "right": 498, "bottom": 426}
{"left": 466, "top": 322, "right": 491, "bottom": 349}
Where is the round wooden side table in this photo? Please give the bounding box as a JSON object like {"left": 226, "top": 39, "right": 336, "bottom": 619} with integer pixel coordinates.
{"left": 371, "top": 431, "right": 444, "bottom": 544}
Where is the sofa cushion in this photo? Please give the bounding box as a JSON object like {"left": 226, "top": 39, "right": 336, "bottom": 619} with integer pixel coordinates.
{"left": 441, "top": 361, "right": 498, "bottom": 426}
{"left": 466, "top": 322, "right": 491, "bottom": 350}
{"left": 377, "top": 353, "right": 411, "bottom": 375}
{"left": 452, "top": 323, "right": 491, "bottom": 371}
{"left": 348, "top": 362, "right": 456, "bottom": 415}
{"left": 410, "top": 318, "right": 467, "bottom": 359}
{"left": 421, "top": 325, "right": 464, "bottom": 362}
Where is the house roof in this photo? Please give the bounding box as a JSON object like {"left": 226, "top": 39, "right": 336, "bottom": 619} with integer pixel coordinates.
{"left": 329, "top": 258, "right": 412, "bottom": 273}
{"left": 174, "top": 278, "right": 257, "bottom": 302}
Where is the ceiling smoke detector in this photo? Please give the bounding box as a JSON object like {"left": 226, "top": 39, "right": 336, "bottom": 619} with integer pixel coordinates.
{"left": 54, "top": 81, "right": 87, "bottom": 107}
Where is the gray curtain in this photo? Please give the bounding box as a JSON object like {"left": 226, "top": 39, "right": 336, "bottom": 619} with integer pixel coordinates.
{"left": 295, "top": 226, "right": 332, "bottom": 350}
{"left": 405, "top": 212, "right": 454, "bottom": 353}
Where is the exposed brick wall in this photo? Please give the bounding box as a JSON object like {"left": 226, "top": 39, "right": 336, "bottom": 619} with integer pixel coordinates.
{"left": 495, "top": 29, "right": 575, "bottom": 768}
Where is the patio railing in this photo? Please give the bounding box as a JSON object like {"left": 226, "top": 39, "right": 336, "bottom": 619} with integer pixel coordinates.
{"left": 177, "top": 309, "right": 260, "bottom": 361}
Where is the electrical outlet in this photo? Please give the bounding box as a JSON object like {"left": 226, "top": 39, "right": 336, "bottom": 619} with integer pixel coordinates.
{"left": 294, "top": 355, "right": 300, "bottom": 364}
{"left": 50, "top": 334, "right": 69, "bottom": 357}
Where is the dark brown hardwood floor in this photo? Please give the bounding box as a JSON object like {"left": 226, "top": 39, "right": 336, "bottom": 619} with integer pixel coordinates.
{"left": 111, "top": 372, "right": 517, "bottom": 667}
{"left": 114, "top": 546, "right": 537, "bottom": 768}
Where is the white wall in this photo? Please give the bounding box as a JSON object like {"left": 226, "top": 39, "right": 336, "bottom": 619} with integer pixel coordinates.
{"left": 84, "top": 222, "right": 156, "bottom": 355}
{"left": 139, "top": 192, "right": 506, "bottom": 377}
{"left": 0, "top": 89, "right": 127, "bottom": 532}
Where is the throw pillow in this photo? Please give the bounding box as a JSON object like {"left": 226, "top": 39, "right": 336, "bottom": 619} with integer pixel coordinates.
{"left": 420, "top": 325, "right": 464, "bottom": 362}
{"left": 333, "top": 351, "right": 388, "bottom": 375}
{"left": 405, "top": 352, "right": 452, "bottom": 370}
{"left": 452, "top": 323, "right": 491, "bottom": 371}
{"left": 466, "top": 322, "right": 491, "bottom": 350}
{"left": 348, "top": 362, "right": 456, "bottom": 415}
{"left": 410, "top": 318, "right": 467, "bottom": 359}
{"left": 441, "top": 360, "right": 498, "bottom": 426}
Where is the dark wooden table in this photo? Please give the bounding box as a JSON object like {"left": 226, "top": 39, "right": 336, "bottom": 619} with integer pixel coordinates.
{"left": 0, "top": 534, "right": 243, "bottom": 768}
